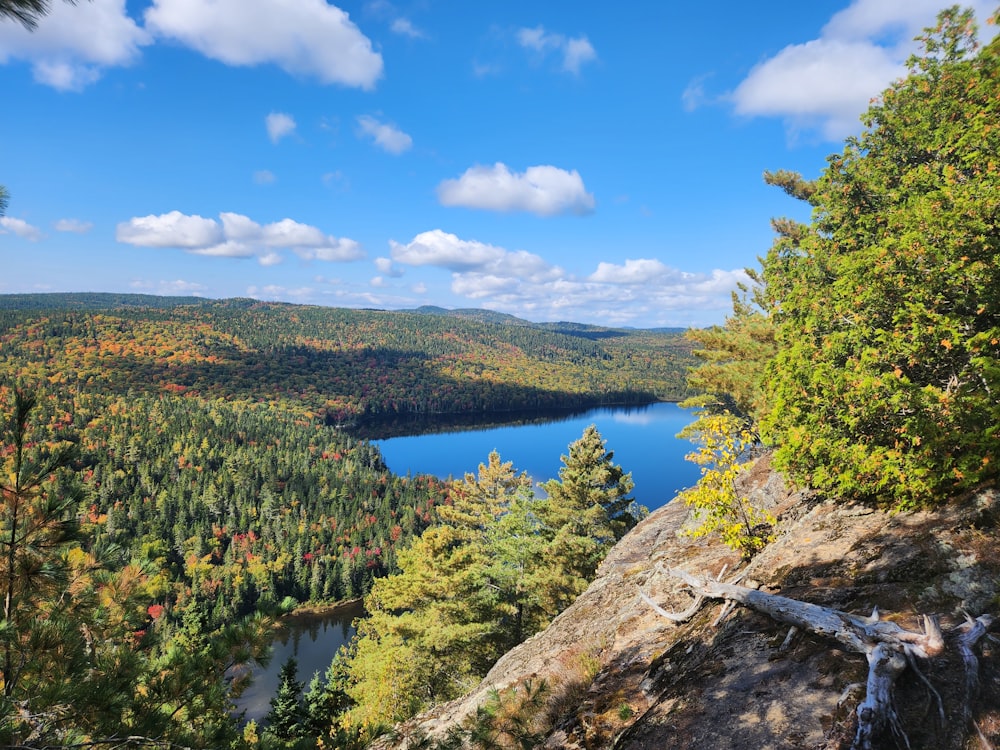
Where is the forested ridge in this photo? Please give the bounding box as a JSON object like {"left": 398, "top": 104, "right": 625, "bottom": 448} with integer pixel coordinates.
{"left": 0, "top": 294, "right": 694, "bottom": 422}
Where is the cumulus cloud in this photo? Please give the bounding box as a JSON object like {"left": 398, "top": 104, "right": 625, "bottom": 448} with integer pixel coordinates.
{"left": 437, "top": 163, "right": 595, "bottom": 216}
{"left": 116, "top": 210, "right": 364, "bottom": 265}
{"left": 265, "top": 112, "right": 296, "bottom": 143}
{"left": 390, "top": 230, "right": 506, "bottom": 270}
{"left": 0, "top": 0, "right": 149, "bottom": 90}
{"left": 0, "top": 217, "right": 43, "bottom": 241}
{"left": 116, "top": 210, "right": 223, "bottom": 248}
{"left": 356, "top": 115, "right": 413, "bottom": 154}
{"left": 389, "top": 229, "right": 749, "bottom": 327}
{"left": 54, "top": 218, "right": 94, "bottom": 233}
{"left": 144, "top": 0, "right": 383, "bottom": 89}
{"left": 516, "top": 25, "right": 596, "bottom": 74}
{"left": 730, "top": 0, "right": 998, "bottom": 140}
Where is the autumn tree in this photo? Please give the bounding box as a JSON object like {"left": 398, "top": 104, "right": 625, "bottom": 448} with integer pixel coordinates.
{"left": 677, "top": 413, "right": 774, "bottom": 558}
{"left": 760, "top": 7, "right": 1000, "bottom": 507}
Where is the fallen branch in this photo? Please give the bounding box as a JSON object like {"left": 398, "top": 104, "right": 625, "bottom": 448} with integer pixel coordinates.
{"left": 641, "top": 567, "right": 993, "bottom": 750}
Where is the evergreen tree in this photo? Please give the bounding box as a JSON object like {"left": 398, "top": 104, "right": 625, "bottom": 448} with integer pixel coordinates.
{"left": 760, "top": 7, "right": 1000, "bottom": 507}
{"left": 266, "top": 655, "right": 305, "bottom": 740}
{"left": 538, "top": 426, "right": 638, "bottom": 613}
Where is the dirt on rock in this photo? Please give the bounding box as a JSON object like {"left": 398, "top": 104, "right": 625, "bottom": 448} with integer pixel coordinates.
{"left": 373, "top": 454, "right": 1000, "bottom": 750}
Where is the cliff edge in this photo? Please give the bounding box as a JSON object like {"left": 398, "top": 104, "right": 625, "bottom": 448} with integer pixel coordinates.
{"left": 374, "top": 454, "right": 999, "bottom": 749}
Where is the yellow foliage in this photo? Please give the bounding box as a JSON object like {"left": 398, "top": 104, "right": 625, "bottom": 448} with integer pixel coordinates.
{"left": 678, "top": 412, "right": 775, "bottom": 558}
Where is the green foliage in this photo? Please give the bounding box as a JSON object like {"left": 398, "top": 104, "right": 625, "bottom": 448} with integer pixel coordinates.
{"left": 537, "top": 425, "right": 639, "bottom": 613}
{"left": 0, "top": 388, "right": 269, "bottom": 747}
{"left": 682, "top": 280, "right": 776, "bottom": 431}
{"left": 678, "top": 412, "right": 774, "bottom": 558}
{"left": 760, "top": 7, "right": 1000, "bottom": 507}
{"left": 339, "top": 429, "right": 639, "bottom": 731}
{"left": 342, "top": 452, "right": 536, "bottom": 729}
{"left": 265, "top": 656, "right": 305, "bottom": 740}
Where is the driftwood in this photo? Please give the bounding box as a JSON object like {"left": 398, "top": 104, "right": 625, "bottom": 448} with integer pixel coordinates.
{"left": 642, "top": 567, "right": 995, "bottom": 750}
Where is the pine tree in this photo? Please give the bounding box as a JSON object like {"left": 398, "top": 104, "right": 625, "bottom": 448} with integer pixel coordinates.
{"left": 537, "top": 426, "right": 638, "bottom": 613}
{"left": 266, "top": 656, "right": 305, "bottom": 740}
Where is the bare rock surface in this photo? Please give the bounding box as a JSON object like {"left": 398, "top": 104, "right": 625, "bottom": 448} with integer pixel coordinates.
{"left": 373, "top": 455, "right": 1000, "bottom": 749}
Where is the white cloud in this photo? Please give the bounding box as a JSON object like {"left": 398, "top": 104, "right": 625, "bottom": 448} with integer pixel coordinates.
{"left": 0, "top": 216, "right": 43, "bottom": 241}
{"left": 116, "top": 210, "right": 223, "bottom": 248}
{"left": 732, "top": 39, "right": 902, "bottom": 139}
{"left": 390, "top": 229, "right": 506, "bottom": 270}
{"left": 437, "top": 163, "right": 595, "bottom": 216}
{"left": 54, "top": 218, "right": 94, "bottom": 233}
{"left": 116, "top": 210, "right": 364, "bottom": 265}
{"left": 391, "top": 18, "right": 425, "bottom": 39}
{"left": 681, "top": 74, "right": 712, "bottom": 112}
{"left": 374, "top": 256, "right": 404, "bottom": 277}
{"left": 589, "top": 259, "right": 676, "bottom": 284}
{"left": 356, "top": 115, "right": 413, "bottom": 154}
{"left": 516, "top": 25, "right": 596, "bottom": 74}
{"left": 265, "top": 112, "right": 296, "bottom": 143}
{"left": 729, "top": 0, "right": 998, "bottom": 140}
{"left": 144, "top": 0, "right": 383, "bottom": 88}
{"left": 562, "top": 36, "right": 597, "bottom": 74}
{"left": 0, "top": 0, "right": 149, "bottom": 90}
{"left": 130, "top": 278, "right": 208, "bottom": 295}
{"left": 253, "top": 169, "right": 276, "bottom": 184}
{"left": 390, "top": 228, "right": 749, "bottom": 326}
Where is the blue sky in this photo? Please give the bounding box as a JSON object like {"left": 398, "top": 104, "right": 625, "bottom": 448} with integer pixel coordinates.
{"left": 1, "top": 1, "right": 996, "bottom": 328}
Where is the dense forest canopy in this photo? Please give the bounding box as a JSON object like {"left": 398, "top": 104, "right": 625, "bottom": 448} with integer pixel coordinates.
{"left": 0, "top": 294, "right": 695, "bottom": 421}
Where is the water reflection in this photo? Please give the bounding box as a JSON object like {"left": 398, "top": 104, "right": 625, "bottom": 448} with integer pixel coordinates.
{"left": 234, "top": 602, "right": 363, "bottom": 723}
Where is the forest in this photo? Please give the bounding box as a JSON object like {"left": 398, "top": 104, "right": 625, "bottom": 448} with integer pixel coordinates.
{"left": 0, "top": 296, "right": 674, "bottom": 746}
{"left": 1, "top": 5, "right": 998, "bottom": 749}
{"left": 0, "top": 295, "right": 695, "bottom": 423}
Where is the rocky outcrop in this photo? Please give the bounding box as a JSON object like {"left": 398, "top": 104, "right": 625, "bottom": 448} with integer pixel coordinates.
{"left": 374, "top": 455, "right": 999, "bottom": 749}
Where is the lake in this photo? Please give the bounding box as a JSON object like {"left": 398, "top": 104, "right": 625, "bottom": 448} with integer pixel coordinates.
{"left": 373, "top": 401, "right": 700, "bottom": 511}
{"left": 236, "top": 601, "right": 364, "bottom": 723}
{"left": 239, "top": 401, "right": 700, "bottom": 722}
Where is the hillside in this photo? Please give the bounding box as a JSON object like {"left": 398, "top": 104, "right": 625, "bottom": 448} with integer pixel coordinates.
{"left": 0, "top": 293, "right": 694, "bottom": 423}
{"left": 375, "top": 455, "right": 999, "bottom": 749}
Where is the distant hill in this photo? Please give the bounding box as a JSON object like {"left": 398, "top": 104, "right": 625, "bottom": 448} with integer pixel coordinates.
{"left": 0, "top": 292, "right": 207, "bottom": 310}
{"left": 0, "top": 293, "right": 696, "bottom": 422}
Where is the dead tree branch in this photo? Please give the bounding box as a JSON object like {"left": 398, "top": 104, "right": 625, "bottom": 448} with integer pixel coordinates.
{"left": 641, "top": 567, "right": 993, "bottom": 750}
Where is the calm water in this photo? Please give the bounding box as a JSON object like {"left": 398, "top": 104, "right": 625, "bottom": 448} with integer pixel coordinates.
{"left": 374, "top": 401, "right": 700, "bottom": 511}
{"left": 240, "top": 402, "right": 699, "bottom": 722}
{"left": 235, "top": 602, "right": 363, "bottom": 722}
